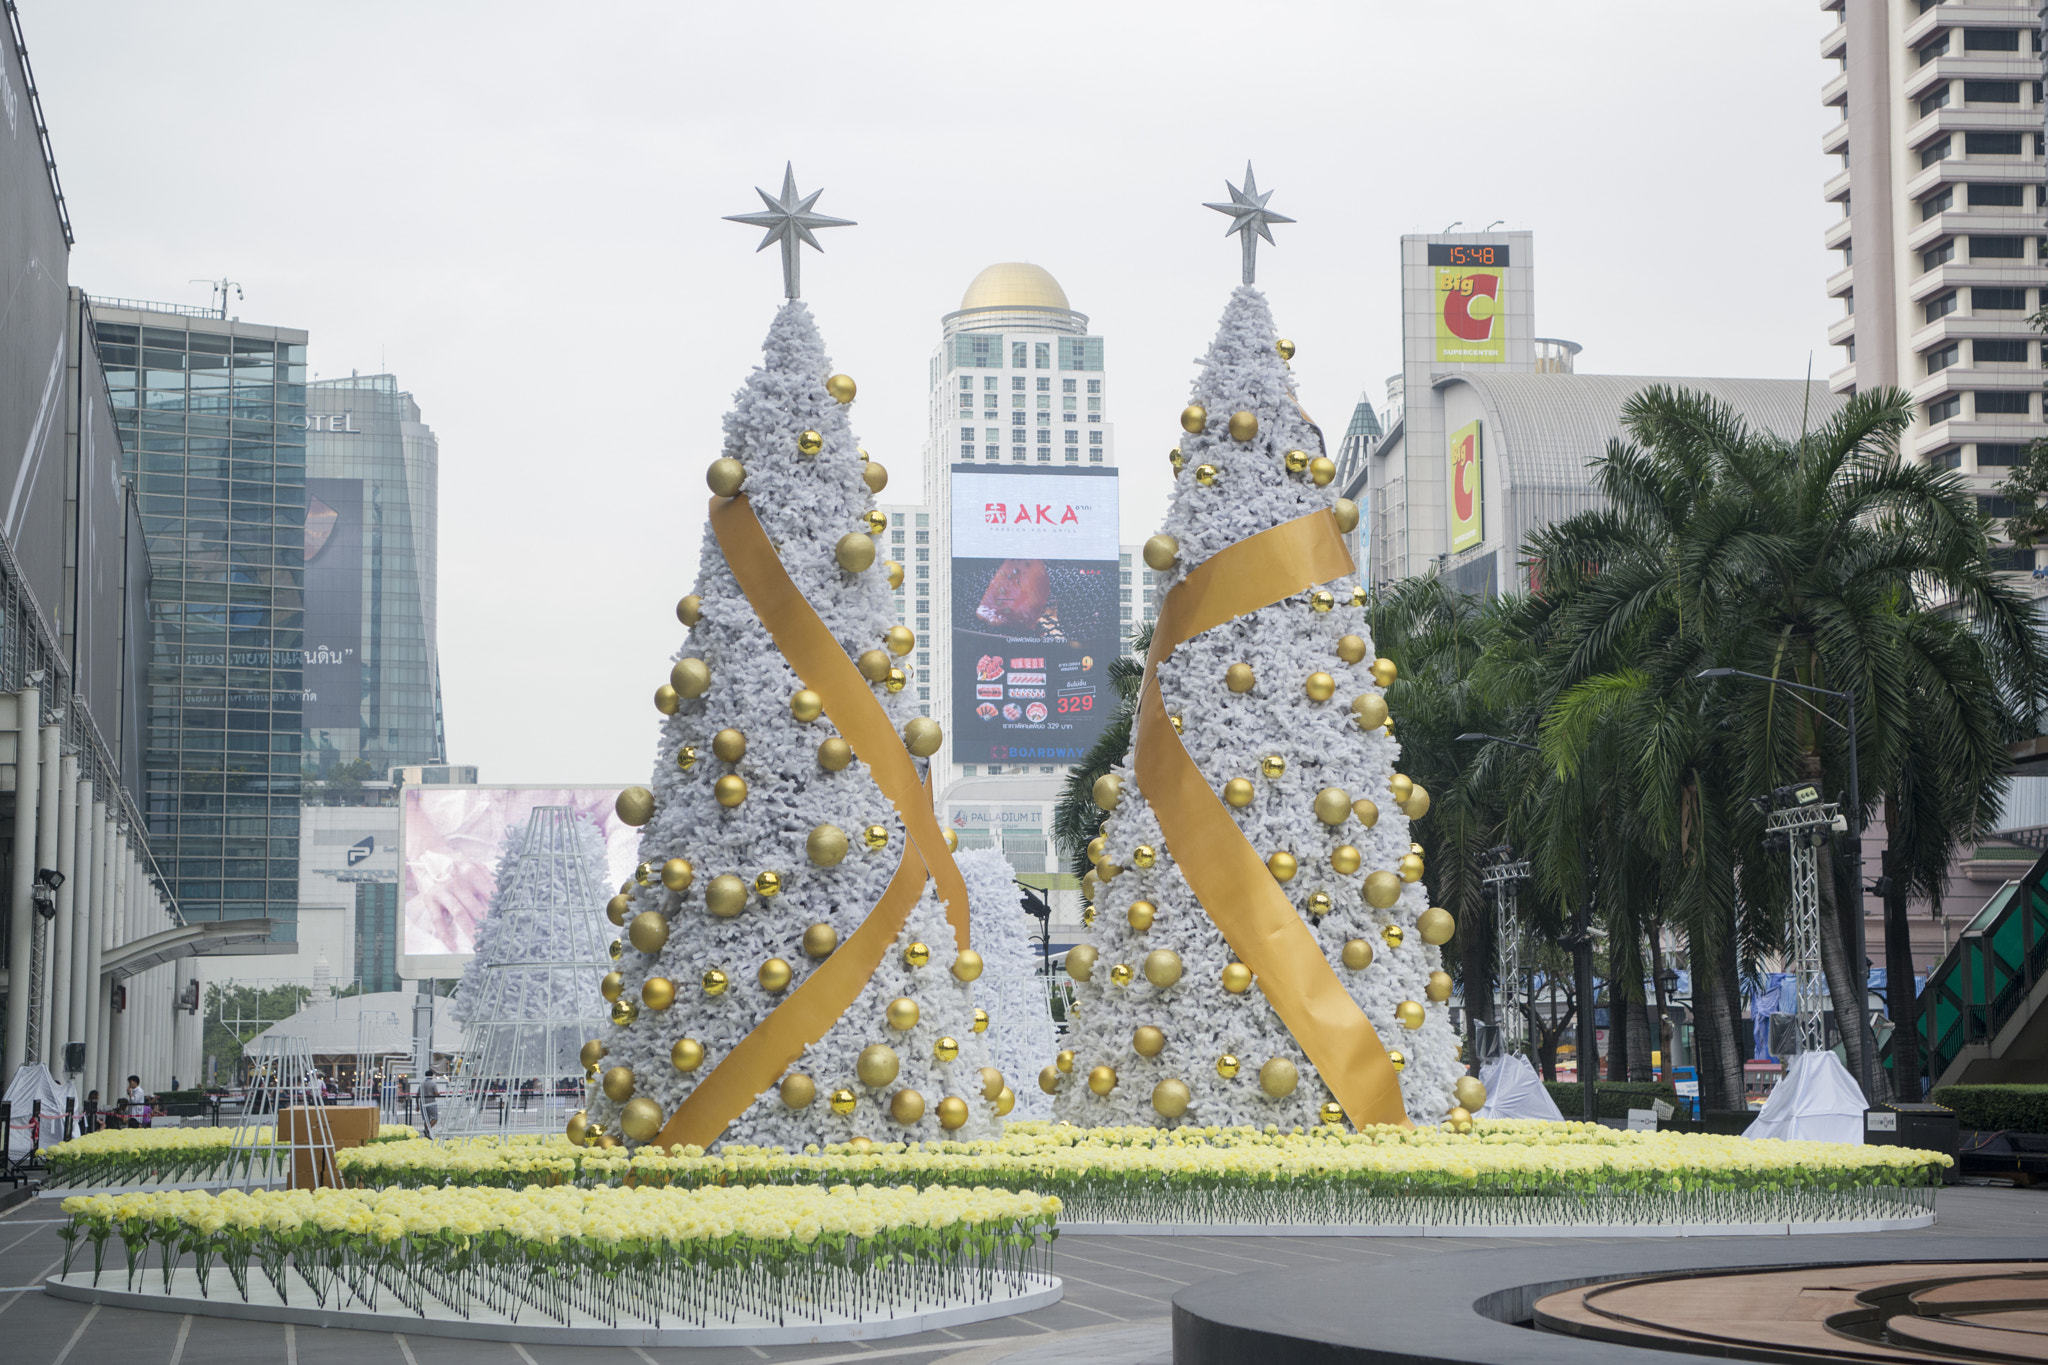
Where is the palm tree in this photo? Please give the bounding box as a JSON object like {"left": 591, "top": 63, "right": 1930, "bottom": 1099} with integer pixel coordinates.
{"left": 1052, "top": 626, "right": 1151, "bottom": 881}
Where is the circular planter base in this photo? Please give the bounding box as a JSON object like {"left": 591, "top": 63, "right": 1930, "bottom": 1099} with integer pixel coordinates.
{"left": 1061, "top": 1211, "right": 1935, "bottom": 1237}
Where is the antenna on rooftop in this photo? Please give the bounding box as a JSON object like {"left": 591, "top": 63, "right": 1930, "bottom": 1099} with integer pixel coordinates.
{"left": 190, "top": 277, "right": 243, "bottom": 319}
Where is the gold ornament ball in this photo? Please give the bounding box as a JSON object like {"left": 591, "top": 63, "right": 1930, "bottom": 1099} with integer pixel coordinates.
{"left": 884, "top": 667, "right": 908, "bottom": 694}
{"left": 1418, "top": 906, "right": 1456, "bottom": 946}
{"left": 1426, "top": 970, "right": 1454, "bottom": 1003}
{"left": 1335, "top": 634, "right": 1368, "bottom": 665}
{"left": 1261, "top": 753, "right": 1287, "bottom": 779}
{"left": 857, "top": 1045, "right": 900, "bottom": 1088}
{"left": 1310, "top": 456, "right": 1336, "bottom": 487}
{"left": 1382, "top": 924, "right": 1406, "bottom": 949}
{"left": 712, "top": 727, "right": 747, "bottom": 763}
{"left": 797, "top": 429, "right": 824, "bottom": 456}
{"left": 677, "top": 594, "right": 703, "bottom": 627}
{"left": 808, "top": 824, "right": 849, "bottom": 867}
{"left": 620, "top": 1097, "right": 664, "bottom": 1143}
{"left": 1221, "top": 962, "right": 1253, "bottom": 994}
{"left": 979, "top": 1068, "right": 1005, "bottom": 1102}
{"left": 1127, "top": 899, "right": 1156, "bottom": 931}
{"left": 672, "top": 1038, "right": 706, "bottom": 1073}
{"left": 857, "top": 649, "right": 891, "bottom": 682}
{"left": 1314, "top": 786, "right": 1352, "bottom": 825}
{"left": 1087, "top": 1065, "right": 1118, "bottom": 1096}
{"left": 1277, "top": 338, "right": 1297, "bottom": 360}
{"left": 616, "top": 786, "right": 655, "bottom": 827}
{"left": 707, "top": 457, "right": 746, "bottom": 496}
{"left": 1133, "top": 844, "right": 1157, "bottom": 869}
{"left": 1056, "top": 1049, "right": 1076, "bottom": 1074}
{"left": 1307, "top": 891, "right": 1333, "bottom": 917}
{"left": 1267, "top": 850, "right": 1298, "bottom": 882}
{"left": 1133, "top": 1025, "right": 1166, "bottom": 1057}
{"left": 566, "top": 1111, "right": 589, "bottom": 1146}
{"left": 1228, "top": 410, "right": 1258, "bottom": 441}
{"left": 1399, "top": 853, "right": 1425, "bottom": 883}
{"left": 886, "top": 625, "right": 915, "bottom": 655}
{"left": 580, "top": 1039, "right": 608, "bottom": 1070}
{"left": 705, "top": 874, "right": 747, "bottom": 919}
{"left": 952, "top": 949, "right": 984, "bottom": 982}
{"left": 1354, "top": 798, "right": 1381, "bottom": 828}
{"left": 673, "top": 657, "right": 711, "bottom": 698}
{"left": 886, "top": 997, "right": 921, "bottom": 1031}
{"left": 636, "top": 861, "right": 656, "bottom": 887}
{"left": 754, "top": 870, "right": 783, "bottom": 897}
{"left": 829, "top": 1088, "right": 857, "bottom": 1116}
{"left": 1332, "top": 844, "right": 1362, "bottom": 875}
{"left": 602, "top": 1066, "right": 636, "bottom": 1102}
{"left": 715, "top": 775, "right": 748, "bottom": 807}
{"left": 1402, "top": 785, "right": 1433, "bottom": 820}
{"left": 1446, "top": 1106, "right": 1474, "bottom": 1133}
{"left": 1285, "top": 448, "right": 1310, "bottom": 473}
{"left": 1039, "top": 1066, "right": 1061, "bottom": 1095}
{"left": 654, "top": 684, "right": 680, "bottom": 716}
{"left": 903, "top": 941, "right": 931, "bottom": 968}
{"left": 836, "top": 532, "right": 876, "bottom": 573}
{"left": 996, "top": 1086, "right": 1016, "bottom": 1116}
{"left": 1224, "top": 777, "right": 1255, "bottom": 809}
{"left": 758, "top": 958, "right": 793, "bottom": 993}
{"left": 1342, "top": 938, "right": 1375, "bottom": 971}
{"left": 885, "top": 560, "right": 904, "bottom": 589}
{"left": 826, "top": 373, "right": 857, "bottom": 403}
{"left": 1109, "top": 963, "right": 1135, "bottom": 987}
{"left": 606, "top": 893, "right": 633, "bottom": 926}
{"left": 781, "top": 1074, "right": 817, "bottom": 1109}
{"left": 1152, "top": 1078, "right": 1191, "bottom": 1119}
{"left": 1087, "top": 834, "right": 1107, "bottom": 863}
{"left": 1094, "top": 855, "right": 1119, "bottom": 883}
{"left": 609, "top": 938, "right": 625, "bottom": 961}
{"left": 1260, "top": 1058, "right": 1300, "bottom": 1098}
{"left": 864, "top": 509, "right": 888, "bottom": 535}
{"left": 702, "top": 968, "right": 729, "bottom": 996}
{"left": 1350, "top": 584, "right": 1368, "bottom": 607}
{"left": 1180, "top": 404, "right": 1207, "bottom": 433}
{"left": 1396, "top": 1000, "right": 1426, "bottom": 1030}
{"left": 903, "top": 717, "right": 943, "bottom": 757}
{"left": 802, "top": 922, "right": 839, "bottom": 958}
{"left": 1351, "top": 693, "right": 1389, "bottom": 730}
{"left": 1169, "top": 446, "right": 1185, "bottom": 473}
{"left": 1363, "top": 870, "right": 1403, "bottom": 909}
{"left": 1091, "top": 773, "right": 1122, "bottom": 810}
{"left": 819, "top": 738, "right": 854, "bottom": 771}
{"left": 677, "top": 745, "right": 699, "bottom": 771}
{"left": 1217, "top": 1054, "right": 1242, "bottom": 1079}
{"left": 629, "top": 909, "right": 671, "bottom": 955}
{"left": 863, "top": 462, "right": 889, "bottom": 494}
{"left": 791, "top": 689, "right": 825, "bottom": 723}
{"left": 1225, "top": 662, "right": 1256, "bottom": 694}
{"left": 610, "top": 999, "right": 639, "bottom": 1026}
{"left": 1388, "top": 1049, "right": 1406, "bottom": 1072}
{"left": 889, "top": 1089, "right": 926, "bottom": 1125}
{"left": 1371, "top": 657, "right": 1399, "bottom": 687}
{"left": 1319, "top": 1100, "right": 1347, "bottom": 1126}
{"left": 1305, "top": 671, "right": 1336, "bottom": 702}
{"left": 859, "top": 825, "right": 888, "bottom": 853}
{"left": 1454, "top": 1076, "right": 1488, "bottom": 1112}
{"left": 661, "top": 858, "right": 695, "bottom": 892}
{"left": 936, "top": 1096, "right": 970, "bottom": 1131}
{"left": 1195, "top": 462, "right": 1219, "bottom": 486}
{"left": 1142, "top": 534, "right": 1180, "bottom": 571}
{"left": 934, "top": 1035, "right": 960, "bottom": 1063}
{"left": 1310, "top": 590, "right": 1335, "bottom": 613}
{"left": 1333, "top": 498, "right": 1360, "bottom": 533}
{"left": 600, "top": 971, "right": 624, "bottom": 1003}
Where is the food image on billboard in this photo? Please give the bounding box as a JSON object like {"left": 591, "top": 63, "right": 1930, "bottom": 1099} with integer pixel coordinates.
{"left": 950, "top": 465, "right": 1119, "bottom": 766}
{"left": 1449, "top": 419, "right": 1483, "bottom": 553}
{"left": 1429, "top": 243, "right": 1509, "bottom": 364}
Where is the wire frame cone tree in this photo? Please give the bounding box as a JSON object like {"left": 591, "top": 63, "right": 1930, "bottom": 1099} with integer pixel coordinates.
{"left": 958, "top": 848, "right": 1058, "bottom": 1121}
{"left": 445, "top": 807, "right": 613, "bottom": 1134}
{"left": 1048, "top": 286, "right": 1467, "bottom": 1131}
{"left": 577, "top": 301, "right": 1005, "bottom": 1152}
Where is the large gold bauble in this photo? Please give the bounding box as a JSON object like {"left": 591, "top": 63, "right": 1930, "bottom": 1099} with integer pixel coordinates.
{"left": 1151, "top": 1078, "right": 1191, "bottom": 1119}
{"left": 1351, "top": 693, "right": 1390, "bottom": 730}
{"left": 1364, "top": 870, "right": 1403, "bottom": 909}
{"left": 863, "top": 824, "right": 889, "bottom": 851}
{"left": 602, "top": 1066, "right": 635, "bottom": 1102}
{"left": 1133, "top": 1025, "right": 1166, "bottom": 1057}
{"left": 1094, "top": 855, "right": 1119, "bottom": 883}
{"left": 818, "top": 737, "right": 854, "bottom": 770}
{"left": 1260, "top": 754, "right": 1287, "bottom": 780}
{"left": 1417, "top": 906, "right": 1456, "bottom": 945}
{"left": 705, "top": 874, "right": 747, "bottom": 919}
{"left": 715, "top": 775, "right": 748, "bottom": 807}
{"left": 758, "top": 958, "right": 793, "bottom": 993}
{"left": 641, "top": 976, "right": 676, "bottom": 1011}
{"left": 835, "top": 532, "right": 876, "bottom": 573}
{"left": 1445, "top": 1105, "right": 1473, "bottom": 1133}
{"left": 600, "top": 971, "right": 624, "bottom": 1003}
{"left": 707, "top": 458, "right": 746, "bottom": 496}
{"left": 1091, "top": 773, "right": 1122, "bottom": 811}
{"left": 1371, "top": 657, "right": 1399, "bottom": 687}
{"left": 1127, "top": 899, "right": 1156, "bottom": 931}
{"left": 825, "top": 373, "right": 857, "bottom": 403}
{"left": 886, "top": 997, "right": 920, "bottom": 1031}
{"left": 701, "top": 968, "right": 729, "bottom": 996}
{"left": 977, "top": 1067, "right": 1005, "bottom": 1102}
{"left": 1334, "top": 498, "right": 1360, "bottom": 533}
{"left": 996, "top": 1086, "right": 1015, "bottom": 1116}
{"left": 1180, "top": 404, "right": 1208, "bottom": 434}
{"left": 1313, "top": 787, "right": 1352, "bottom": 826}
{"left": 885, "top": 625, "right": 915, "bottom": 656}
{"left": 857, "top": 1044, "right": 900, "bottom": 1088}
{"left": 1225, "top": 662, "right": 1256, "bottom": 694}
{"left": 1402, "top": 786, "right": 1432, "bottom": 821}
{"left": 1309, "top": 456, "right": 1336, "bottom": 487}
{"left": 971, "top": 1008, "right": 990, "bottom": 1033}
{"left": 672, "top": 657, "right": 711, "bottom": 698}
{"left": 615, "top": 786, "right": 655, "bottom": 827}
{"left": 1354, "top": 798, "right": 1381, "bottom": 828}
{"left": 787, "top": 689, "right": 824, "bottom": 724}
{"left": 1132, "top": 844, "right": 1157, "bottom": 869}
{"left": 829, "top": 1088, "right": 857, "bottom": 1116}
{"left": 885, "top": 560, "right": 904, "bottom": 589}
{"left": 1087, "top": 834, "right": 1107, "bottom": 863}
{"left": 1305, "top": 671, "right": 1336, "bottom": 703}
{"left": 1382, "top": 924, "right": 1406, "bottom": 950}
{"left": 860, "top": 459, "right": 889, "bottom": 495}
{"left": 1266, "top": 850, "right": 1298, "bottom": 882}
{"left": 1332, "top": 845, "right": 1362, "bottom": 875}
{"left": 1039, "top": 1066, "right": 1061, "bottom": 1095}
{"left": 1454, "top": 1076, "right": 1488, "bottom": 1111}
{"left": 1143, "top": 949, "right": 1183, "bottom": 988}
{"left": 1221, "top": 962, "right": 1253, "bottom": 994}
{"left": 1227, "top": 410, "right": 1258, "bottom": 442}
{"left": 1066, "top": 947, "right": 1098, "bottom": 984}
{"left": 1109, "top": 962, "right": 1134, "bottom": 987}
{"left": 660, "top": 857, "right": 694, "bottom": 892}
{"left": 781, "top": 1074, "right": 817, "bottom": 1109}
{"left": 802, "top": 922, "right": 839, "bottom": 959}
{"left": 797, "top": 429, "right": 825, "bottom": 456}
{"left": 807, "top": 824, "right": 849, "bottom": 867}
{"left": 566, "top": 1111, "right": 589, "bottom": 1146}
{"left": 864, "top": 508, "right": 889, "bottom": 536}
{"left": 1342, "top": 938, "right": 1375, "bottom": 971}
{"left": 903, "top": 941, "right": 931, "bottom": 968}
{"left": 1426, "top": 970, "right": 1454, "bottom": 1004}
{"left": 952, "top": 949, "right": 985, "bottom": 982}
{"left": 1194, "top": 462, "right": 1219, "bottom": 486}
{"left": 629, "top": 910, "right": 670, "bottom": 955}
{"left": 606, "top": 893, "right": 633, "bottom": 926}
{"left": 884, "top": 668, "right": 907, "bottom": 694}
{"left": 1217, "top": 1054, "right": 1242, "bottom": 1079}
{"left": 1260, "top": 1058, "right": 1300, "bottom": 1098}
{"left": 1310, "top": 590, "right": 1336, "bottom": 613}
{"left": 1307, "top": 891, "right": 1333, "bottom": 917}
{"left": 654, "top": 684, "right": 681, "bottom": 716}
{"left": 1285, "top": 448, "right": 1310, "bottom": 474}
{"left": 1399, "top": 854, "right": 1425, "bottom": 883}
{"left": 580, "top": 1039, "right": 607, "bottom": 1070}
{"left": 936, "top": 1096, "right": 970, "bottom": 1131}
{"left": 1056, "top": 1049, "right": 1076, "bottom": 1074}
{"left": 1224, "top": 777, "right": 1256, "bottom": 809}
{"left": 610, "top": 999, "right": 639, "bottom": 1026}
{"left": 671, "top": 1038, "right": 705, "bottom": 1073}
{"left": 1142, "top": 534, "right": 1180, "bottom": 571}
{"left": 1332, "top": 638, "right": 1368, "bottom": 669}
{"left": 903, "top": 716, "right": 943, "bottom": 757}
{"left": 754, "top": 870, "right": 783, "bottom": 897}
{"left": 1087, "top": 1065, "right": 1118, "bottom": 1095}
{"left": 1396, "top": 999, "right": 1426, "bottom": 1030}
{"left": 889, "top": 1089, "right": 926, "bottom": 1125}
{"left": 677, "top": 745, "right": 699, "bottom": 771}
{"left": 677, "top": 594, "right": 703, "bottom": 626}
{"left": 620, "top": 1097, "right": 663, "bottom": 1142}
{"left": 856, "top": 648, "right": 891, "bottom": 682}
{"left": 933, "top": 1035, "right": 960, "bottom": 1063}
{"left": 711, "top": 727, "right": 747, "bottom": 763}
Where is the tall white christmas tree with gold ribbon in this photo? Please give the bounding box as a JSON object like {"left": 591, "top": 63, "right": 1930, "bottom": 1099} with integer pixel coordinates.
{"left": 573, "top": 166, "right": 1010, "bottom": 1151}
{"left": 1046, "top": 166, "right": 1482, "bottom": 1130}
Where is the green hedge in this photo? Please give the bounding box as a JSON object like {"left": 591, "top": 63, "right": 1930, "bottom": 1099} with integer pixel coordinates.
{"left": 1929, "top": 1084, "right": 2048, "bottom": 1133}
{"left": 1542, "top": 1081, "right": 1680, "bottom": 1120}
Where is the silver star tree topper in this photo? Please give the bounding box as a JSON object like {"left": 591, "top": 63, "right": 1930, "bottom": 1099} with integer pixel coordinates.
{"left": 1204, "top": 161, "right": 1294, "bottom": 285}
{"left": 724, "top": 162, "right": 856, "bottom": 300}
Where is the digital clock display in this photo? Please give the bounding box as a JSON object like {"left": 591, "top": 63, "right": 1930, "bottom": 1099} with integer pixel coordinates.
{"left": 1427, "top": 243, "right": 1510, "bottom": 267}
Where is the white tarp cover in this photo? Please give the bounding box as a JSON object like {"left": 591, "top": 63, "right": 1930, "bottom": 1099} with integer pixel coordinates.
{"left": 1743, "top": 1050, "right": 1866, "bottom": 1145}
{"left": 1475, "top": 1054, "right": 1565, "bottom": 1121}
{"left": 5, "top": 1063, "right": 76, "bottom": 1159}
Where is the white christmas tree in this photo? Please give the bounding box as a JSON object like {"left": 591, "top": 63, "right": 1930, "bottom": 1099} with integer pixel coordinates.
{"left": 576, "top": 293, "right": 1008, "bottom": 1152}
{"left": 1047, "top": 282, "right": 1464, "bottom": 1130}
{"left": 451, "top": 833, "right": 528, "bottom": 1022}
{"left": 957, "top": 848, "right": 1058, "bottom": 1122}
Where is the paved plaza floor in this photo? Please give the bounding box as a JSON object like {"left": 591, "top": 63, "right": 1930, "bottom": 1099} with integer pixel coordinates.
{"left": 2, "top": 1184, "right": 2040, "bottom": 1365}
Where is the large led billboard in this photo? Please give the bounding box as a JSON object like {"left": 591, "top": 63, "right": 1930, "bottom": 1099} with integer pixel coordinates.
{"left": 1430, "top": 242, "right": 1509, "bottom": 365}
{"left": 303, "top": 477, "right": 364, "bottom": 768}
{"left": 949, "top": 464, "right": 1119, "bottom": 765}
{"left": 397, "top": 784, "right": 641, "bottom": 979}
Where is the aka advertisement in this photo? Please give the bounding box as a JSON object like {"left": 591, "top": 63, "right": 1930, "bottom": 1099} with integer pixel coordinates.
{"left": 950, "top": 465, "right": 1120, "bottom": 765}
{"left": 1449, "top": 420, "right": 1483, "bottom": 553}
{"left": 1434, "top": 266, "right": 1506, "bottom": 363}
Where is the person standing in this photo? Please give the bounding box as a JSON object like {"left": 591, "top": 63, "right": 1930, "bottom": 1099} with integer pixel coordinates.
{"left": 421, "top": 1069, "right": 440, "bottom": 1138}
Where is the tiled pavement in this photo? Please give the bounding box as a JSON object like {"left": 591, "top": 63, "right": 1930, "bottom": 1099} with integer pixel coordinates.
{"left": 1, "top": 1185, "right": 2039, "bottom": 1365}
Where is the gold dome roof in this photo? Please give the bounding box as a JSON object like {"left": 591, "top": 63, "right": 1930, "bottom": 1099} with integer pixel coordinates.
{"left": 960, "top": 262, "right": 1070, "bottom": 312}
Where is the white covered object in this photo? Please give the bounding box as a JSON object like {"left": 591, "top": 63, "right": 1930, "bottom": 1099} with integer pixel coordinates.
{"left": 958, "top": 847, "right": 1058, "bottom": 1121}
{"left": 1743, "top": 1051, "right": 1866, "bottom": 1145}
{"left": 4, "top": 1063, "right": 75, "bottom": 1158}
{"left": 1475, "top": 1054, "right": 1563, "bottom": 1121}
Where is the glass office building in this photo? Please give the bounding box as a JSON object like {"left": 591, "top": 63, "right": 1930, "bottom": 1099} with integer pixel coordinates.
{"left": 303, "top": 374, "right": 444, "bottom": 777}
{"left": 91, "top": 302, "right": 309, "bottom": 943}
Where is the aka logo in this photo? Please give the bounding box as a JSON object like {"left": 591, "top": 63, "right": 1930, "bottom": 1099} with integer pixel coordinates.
{"left": 983, "top": 502, "right": 1081, "bottom": 526}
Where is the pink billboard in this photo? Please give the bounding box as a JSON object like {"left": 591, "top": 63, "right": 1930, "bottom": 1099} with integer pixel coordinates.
{"left": 398, "top": 785, "right": 641, "bottom": 976}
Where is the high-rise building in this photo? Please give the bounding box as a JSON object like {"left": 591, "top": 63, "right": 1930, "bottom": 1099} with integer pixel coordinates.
{"left": 304, "top": 374, "right": 445, "bottom": 777}
{"left": 1822, "top": 0, "right": 2045, "bottom": 537}
{"left": 1331, "top": 394, "right": 1384, "bottom": 569}
{"left": 91, "top": 301, "right": 309, "bottom": 944}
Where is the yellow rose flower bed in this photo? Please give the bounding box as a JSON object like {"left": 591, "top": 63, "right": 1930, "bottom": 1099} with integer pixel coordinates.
{"left": 337, "top": 1120, "right": 1948, "bottom": 1229}
{"left": 59, "top": 1182, "right": 1059, "bottom": 1327}
{"left": 44, "top": 1124, "right": 419, "bottom": 1189}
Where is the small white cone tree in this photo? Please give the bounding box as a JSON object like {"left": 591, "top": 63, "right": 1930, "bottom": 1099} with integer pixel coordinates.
{"left": 957, "top": 847, "right": 1058, "bottom": 1121}
{"left": 579, "top": 302, "right": 1003, "bottom": 1151}
{"left": 1048, "top": 286, "right": 1461, "bottom": 1130}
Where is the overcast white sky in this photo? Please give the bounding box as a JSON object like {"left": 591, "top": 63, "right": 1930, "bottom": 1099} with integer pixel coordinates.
{"left": 23, "top": 1, "right": 1838, "bottom": 786}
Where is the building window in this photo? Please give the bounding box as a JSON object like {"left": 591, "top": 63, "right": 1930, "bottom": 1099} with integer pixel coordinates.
{"left": 1964, "top": 29, "right": 2020, "bottom": 53}
{"left": 1925, "top": 291, "right": 1958, "bottom": 323}
{"left": 1977, "top": 391, "right": 2031, "bottom": 414}
{"left": 1920, "top": 186, "right": 1954, "bottom": 219}
{"left": 892, "top": 513, "right": 904, "bottom": 526}
{"left": 958, "top": 394, "right": 972, "bottom": 414}
{"left": 1088, "top": 448, "right": 1104, "bottom": 463}
{"left": 1980, "top": 494, "right": 2021, "bottom": 518}
{"left": 1917, "top": 33, "right": 1949, "bottom": 64}
{"left": 1034, "top": 342, "right": 1051, "bottom": 369}
{"left": 1036, "top": 377, "right": 1051, "bottom": 392}
{"left": 1922, "top": 239, "right": 1955, "bottom": 272}
{"left": 1921, "top": 137, "right": 1952, "bottom": 168}
{"left": 1966, "top": 131, "right": 2023, "bottom": 156}
{"left": 1012, "top": 376, "right": 1026, "bottom": 391}
{"left": 1969, "top": 182, "right": 2026, "bottom": 208}
{"left": 916, "top": 513, "right": 928, "bottom": 527}
{"left": 958, "top": 376, "right": 973, "bottom": 391}
{"left": 1012, "top": 411, "right": 1025, "bottom": 427}
{"left": 959, "top": 426, "right": 975, "bottom": 446}
{"left": 1928, "top": 394, "right": 1963, "bottom": 424}
{"left": 1975, "top": 338, "right": 2028, "bottom": 363}
{"left": 986, "top": 764, "right": 1002, "bottom": 775}
{"left": 985, "top": 427, "right": 999, "bottom": 446}
{"left": 1089, "top": 430, "right": 1103, "bottom": 445}
{"left": 1058, "top": 337, "right": 1104, "bottom": 370}
{"left": 1932, "top": 448, "right": 1964, "bottom": 470}
{"left": 1969, "top": 235, "right": 2025, "bottom": 259}
{"left": 916, "top": 563, "right": 929, "bottom": 579}
{"left": 1975, "top": 286, "right": 2028, "bottom": 310}
{"left": 1926, "top": 343, "right": 1960, "bottom": 374}
{"left": 1064, "top": 430, "right": 1079, "bottom": 447}
{"left": 915, "top": 547, "right": 930, "bottom": 562}
{"left": 1978, "top": 443, "right": 2028, "bottom": 466}
{"left": 1012, "top": 445, "right": 1025, "bottom": 462}
{"left": 1920, "top": 86, "right": 1951, "bottom": 117}
{"left": 915, "top": 529, "right": 929, "bottom": 544}
{"left": 1062, "top": 379, "right": 1076, "bottom": 393}
{"left": 952, "top": 336, "right": 1003, "bottom": 368}
{"left": 962, "top": 764, "right": 976, "bottom": 776}
{"left": 1964, "top": 80, "right": 2021, "bottom": 104}
{"left": 1012, "top": 342, "right": 1027, "bottom": 368}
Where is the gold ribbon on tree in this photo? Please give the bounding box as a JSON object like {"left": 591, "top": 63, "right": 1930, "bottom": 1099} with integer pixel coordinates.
{"left": 1133, "top": 509, "right": 1412, "bottom": 1130}
{"left": 653, "top": 494, "right": 971, "bottom": 1149}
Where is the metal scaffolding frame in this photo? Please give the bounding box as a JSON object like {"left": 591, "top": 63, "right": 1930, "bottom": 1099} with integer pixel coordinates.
{"left": 1765, "top": 801, "right": 1840, "bottom": 1057}
{"left": 1482, "top": 856, "right": 1532, "bottom": 1056}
